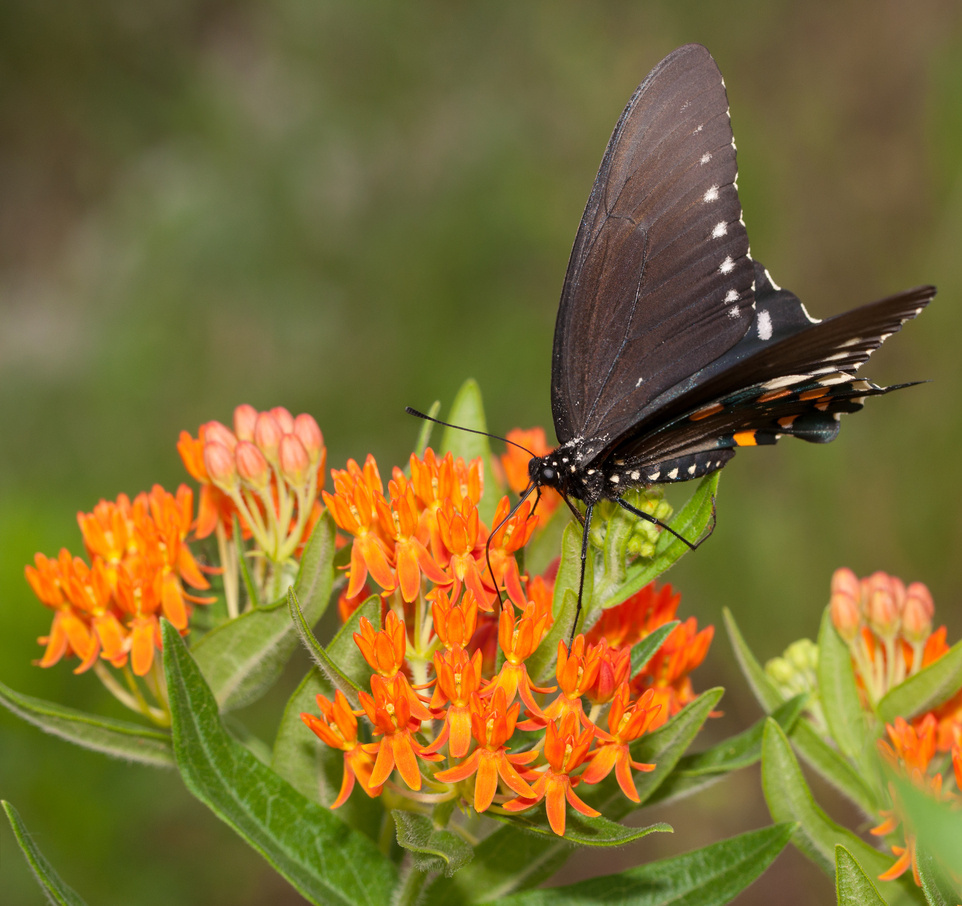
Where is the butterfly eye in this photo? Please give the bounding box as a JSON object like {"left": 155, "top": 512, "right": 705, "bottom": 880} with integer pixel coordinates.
{"left": 541, "top": 465, "right": 556, "bottom": 483}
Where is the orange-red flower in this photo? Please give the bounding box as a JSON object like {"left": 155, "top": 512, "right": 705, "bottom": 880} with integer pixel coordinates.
{"left": 433, "top": 688, "right": 536, "bottom": 811}
{"left": 301, "top": 690, "right": 383, "bottom": 807}
{"left": 581, "top": 685, "right": 659, "bottom": 800}
{"left": 503, "top": 712, "right": 600, "bottom": 835}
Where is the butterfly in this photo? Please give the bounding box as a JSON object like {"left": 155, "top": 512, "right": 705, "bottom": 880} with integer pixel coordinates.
{"left": 515, "top": 43, "right": 934, "bottom": 629}
{"left": 409, "top": 43, "right": 934, "bottom": 635}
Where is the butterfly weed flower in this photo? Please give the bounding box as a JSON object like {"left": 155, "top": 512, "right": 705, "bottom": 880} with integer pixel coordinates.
{"left": 301, "top": 443, "right": 716, "bottom": 837}
{"left": 25, "top": 486, "right": 213, "bottom": 724}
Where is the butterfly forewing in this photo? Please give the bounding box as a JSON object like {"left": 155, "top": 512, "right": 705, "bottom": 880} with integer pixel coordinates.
{"left": 551, "top": 44, "right": 755, "bottom": 446}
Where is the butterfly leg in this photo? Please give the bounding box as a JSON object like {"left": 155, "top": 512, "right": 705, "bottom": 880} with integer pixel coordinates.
{"left": 569, "top": 502, "right": 594, "bottom": 650}
{"left": 615, "top": 495, "right": 716, "bottom": 550}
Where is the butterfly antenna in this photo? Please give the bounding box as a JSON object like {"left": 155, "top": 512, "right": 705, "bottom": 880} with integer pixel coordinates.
{"left": 405, "top": 407, "right": 536, "bottom": 456}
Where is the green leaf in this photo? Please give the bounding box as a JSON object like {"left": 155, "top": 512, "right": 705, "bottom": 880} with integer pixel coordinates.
{"left": 761, "top": 719, "right": 914, "bottom": 902}
{"left": 425, "top": 689, "right": 722, "bottom": 904}
{"left": 290, "top": 592, "right": 379, "bottom": 700}
{"left": 835, "top": 846, "right": 887, "bottom": 906}
{"left": 2, "top": 801, "right": 88, "bottom": 906}
{"left": 393, "top": 811, "right": 473, "bottom": 877}
{"left": 878, "top": 637, "right": 962, "bottom": 726}
{"left": 486, "top": 824, "right": 794, "bottom": 906}
{"left": 0, "top": 679, "right": 173, "bottom": 767}
{"left": 895, "top": 778, "right": 962, "bottom": 901}
{"left": 440, "top": 378, "right": 498, "bottom": 526}
{"left": 272, "top": 599, "right": 383, "bottom": 842}
{"left": 818, "top": 609, "right": 874, "bottom": 761}
{"left": 648, "top": 694, "right": 806, "bottom": 806}
{"left": 724, "top": 607, "right": 784, "bottom": 711}
{"left": 597, "top": 472, "right": 719, "bottom": 611}
{"left": 629, "top": 622, "right": 678, "bottom": 677}
{"left": 495, "top": 811, "right": 670, "bottom": 846}
{"left": 192, "top": 512, "right": 336, "bottom": 711}
{"left": 725, "top": 608, "right": 878, "bottom": 815}
{"left": 585, "top": 688, "right": 725, "bottom": 817}
{"left": 917, "top": 845, "right": 962, "bottom": 906}
{"left": 161, "top": 621, "right": 397, "bottom": 906}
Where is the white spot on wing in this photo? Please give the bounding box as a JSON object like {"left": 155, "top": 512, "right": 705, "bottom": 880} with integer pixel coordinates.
{"left": 703, "top": 186, "right": 720, "bottom": 203}
{"left": 728, "top": 306, "right": 741, "bottom": 318}
{"left": 635, "top": 377, "right": 644, "bottom": 388}
{"left": 712, "top": 222, "right": 728, "bottom": 239}
{"left": 757, "top": 310, "right": 773, "bottom": 341}
{"left": 668, "top": 468, "right": 679, "bottom": 480}
{"left": 725, "top": 289, "right": 739, "bottom": 303}
{"left": 700, "top": 152, "right": 711, "bottom": 164}
{"left": 719, "top": 256, "right": 735, "bottom": 274}
{"left": 762, "top": 374, "right": 811, "bottom": 391}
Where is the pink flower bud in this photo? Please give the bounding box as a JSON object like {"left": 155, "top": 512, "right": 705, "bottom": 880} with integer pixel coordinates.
{"left": 203, "top": 441, "right": 238, "bottom": 492}
{"left": 233, "top": 404, "right": 258, "bottom": 442}
{"left": 203, "top": 420, "right": 237, "bottom": 452}
{"left": 236, "top": 441, "right": 270, "bottom": 489}
{"left": 830, "top": 589, "right": 861, "bottom": 643}
{"left": 279, "top": 434, "right": 310, "bottom": 487}
{"left": 254, "top": 412, "right": 283, "bottom": 463}
{"left": 865, "top": 573, "right": 900, "bottom": 638}
{"left": 293, "top": 414, "right": 324, "bottom": 465}
{"left": 830, "top": 567, "right": 861, "bottom": 603}
{"left": 270, "top": 406, "right": 295, "bottom": 434}
{"left": 903, "top": 582, "right": 934, "bottom": 643}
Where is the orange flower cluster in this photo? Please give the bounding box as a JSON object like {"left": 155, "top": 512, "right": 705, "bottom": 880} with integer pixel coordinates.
{"left": 25, "top": 486, "right": 210, "bottom": 678}
{"left": 178, "top": 404, "right": 326, "bottom": 563}
{"left": 303, "top": 446, "right": 713, "bottom": 835}
{"left": 871, "top": 715, "right": 962, "bottom": 886}
{"left": 830, "top": 568, "right": 962, "bottom": 885}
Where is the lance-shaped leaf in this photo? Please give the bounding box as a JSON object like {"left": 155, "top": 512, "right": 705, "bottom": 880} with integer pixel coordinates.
{"left": 878, "top": 637, "right": 962, "bottom": 726}
{"left": 425, "top": 689, "right": 721, "bottom": 904}
{"left": 725, "top": 609, "right": 878, "bottom": 815}
{"left": 630, "top": 621, "right": 678, "bottom": 678}
{"left": 289, "top": 590, "right": 379, "bottom": 700}
{"left": 836, "top": 846, "right": 887, "bottom": 906}
{"left": 818, "top": 609, "right": 874, "bottom": 762}
{"left": 192, "top": 512, "right": 336, "bottom": 712}
{"left": 393, "top": 811, "right": 473, "bottom": 877}
{"left": 761, "top": 719, "right": 915, "bottom": 903}
{"left": 440, "top": 378, "right": 498, "bottom": 526}
{"left": 161, "top": 621, "right": 397, "bottom": 906}
{"left": 917, "top": 845, "right": 962, "bottom": 906}
{"left": 493, "top": 811, "right": 670, "bottom": 847}
{"left": 0, "top": 679, "right": 173, "bottom": 767}
{"left": 3, "top": 801, "right": 88, "bottom": 906}
{"left": 483, "top": 823, "right": 793, "bottom": 906}
{"left": 272, "top": 597, "right": 383, "bottom": 843}
{"left": 648, "top": 694, "right": 806, "bottom": 806}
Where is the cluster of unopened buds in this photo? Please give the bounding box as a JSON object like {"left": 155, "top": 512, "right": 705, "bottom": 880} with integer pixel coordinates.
{"left": 303, "top": 444, "right": 713, "bottom": 835}
{"left": 828, "top": 568, "right": 962, "bottom": 885}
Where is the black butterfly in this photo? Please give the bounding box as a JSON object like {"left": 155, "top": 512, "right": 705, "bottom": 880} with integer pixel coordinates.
{"left": 409, "top": 43, "right": 933, "bottom": 634}
{"left": 518, "top": 44, "right": 934, "bottom": 626}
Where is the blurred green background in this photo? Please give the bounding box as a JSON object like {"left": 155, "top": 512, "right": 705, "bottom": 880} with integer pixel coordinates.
{"left": 2, "top": 2, "right": 961, "bottom": 903}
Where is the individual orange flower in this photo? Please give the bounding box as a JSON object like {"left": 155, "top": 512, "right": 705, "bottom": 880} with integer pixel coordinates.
{"left": 482, "top": 597, "right": 556, "bottom": 718}
{"left": 433, "top": 688, "right": 536, "bottom": 812}
{"left": 426, "top": 646, "right": 484, "bottom": 758}
{"left": 374, "top": 485, "right": 448, "bottom": 602}
{"left": 352, "top": 612, "right": 433, "bottom": 721}
{"left": 359, "top": 675, "right": 442, "bottom": 791}
{"left": 324, "top": 459, "right": 396, "bottom": 598}
{"left": 503, "top": 711, "right": 600, "bottom": 835}
{"left": 430, "top": 588, "right": 479, "bottom": 650}
{"left": 409, "top": 449, "right": 483, "bottom": 559}
{"left": 522, "top": 635, "right": 602, "bottom": 729}
{"left": 484, "top": 496, "right": 538, "bottom": 608}
{"left": 301, "top": 690, "right": 383, "bottom": 807}
{"left": 581, "top": 685, "right": 659, "bottom": 801}
{"left": 435, "top": 498, "right": 492, "bottom": 608}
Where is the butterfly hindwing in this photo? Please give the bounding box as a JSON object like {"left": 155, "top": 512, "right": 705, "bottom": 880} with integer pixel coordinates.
{"left": 551, "top": 44, "right": 755, "bottom": 447}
